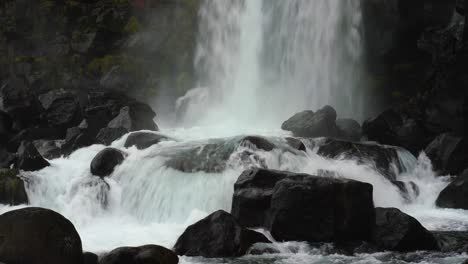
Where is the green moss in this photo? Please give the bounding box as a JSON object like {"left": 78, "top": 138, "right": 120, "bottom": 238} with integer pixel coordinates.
{"left": 0, "top": 169, "right": 28, "bottom": 205}
{"left": 87, "top": 55, "right": 118, "bottom": 74}
{"left": 124, "top": 16, "right": 140, "bottom": 34}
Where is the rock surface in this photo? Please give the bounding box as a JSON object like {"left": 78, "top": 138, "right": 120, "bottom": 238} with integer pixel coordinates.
{"left": 0, "top": 169, "right": 28, "bottom": 205}
{"left": 281, "top": 106, "right": 338, "bottom": 138}
{"left": 174, "top": 210, "right": 269, "bottom": 258}
{"left": 100, "top": 245, "right": 178, "bottom": 264}
{"left": 90, "top": 148, "right": 125, "bottom": 177}
{"left": 436, "top": 169, "right": 468, "bottom": 209}
{"left": 425, "top": 134, "right": 468, "bottom": 175}
{"left": 0, "top": 207, "right": 83, "bottom": 264}
{"left": 15, "top": 141, "right": 50, "bottom": 171}
{"left": 124, "top": 132, "right": 172, "bottom": 150}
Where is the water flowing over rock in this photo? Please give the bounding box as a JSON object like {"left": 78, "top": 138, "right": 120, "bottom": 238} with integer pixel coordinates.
{"left": 433, "top": 231, "right": 468, "bottom": 253}
{"left": 90, "top": 148, "right": 125, "bottom": 177}
{"left": 124, "top": 132, "right": 172, "bottom": 150}
{"left": 436, "top": 169, "right": 468, "bottom": 209}
{"left": 0, "top": 169, "right": 28, "bottom": 205}
{"left": 15, "top": 141, "right": 50, "bottom": 171}
{"left": 174, "top": 210, "right": 269, "bottom": 258}
{"left": 373, "top": 208, "right": 439, "bottom": 252}
{"left": 0, "top": 207, "right": 83, "bottom": 264}
{"left": 100, "top": 245, "right": 178, "bottom": 264}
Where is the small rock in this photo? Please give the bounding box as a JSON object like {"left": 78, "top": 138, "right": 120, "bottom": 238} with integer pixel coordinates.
{"left": 100, "top": 245, "right": 178, "bottom": 264}
{"left": 16, "top": 141, "right": 50, "bottom": 171}
{"left": 90, "top": 148, "right": 125, "bottom": 177}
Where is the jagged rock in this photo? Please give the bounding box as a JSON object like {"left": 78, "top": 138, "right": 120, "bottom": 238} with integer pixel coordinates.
{"left": 0, "top": 207, "right": 83, "bottom": 264}
{"left": 33, "top": 140, "right": 63, "bottom": 160}
{"left": 83, "top": 252, "right": 98, "bottom": 264}
{"left": 281, "top": 106, "right": 338, "bottom": 138}
{"left": 436, "top": 168, "right": 468, "bottom": 209}
{"left": 60, "top": 127, "right": 96, "bottom": 156}
{"left": 96, "top": 127, "right": 128, "bottom": 146}
{"left": 7, "top": 127, "right": 63, "bottom": 152}
{"left": 0, "top": 169, "right": 28, "bottom": 205}
{"left": 362, "top": 109, "right": 434, "bottom": 155}
{"left": 0, "top": 148, "right": 16, "bottom": 169}
{"left": 108, "top": 106, "right": 157, "bottom": 132}
{"left": 38, "top": 90, "right": 82, "bottom": 131}
{"left": 124, "top": 132, "right": 172, "bottom": 150}
{"left": 174, "top": 210, "right": 269, "bottom": 258}
{"left": 425, "top": 133, "right": 468, "bottom": 175}
{"left": 285, "top": 137, "right": 306, "bottom": 151}
{"left": 336, "top": 118, "right": 362, "bottom": 142}
{"left": 373, "top": 208, "right": 439, "bottom": 252}
{"left": 269, "top": 173, "right": 374, "bottom": 243}
{"left": 15, "top": 141, "right": 50, "bottom": 171}
{"left": 100, "top": 245, "right": 178, "bottom": 264}
{"left": 317, "top": 138, "right": 404, "bottom": 181}
{"left": 432, "top": 231, "right": 468, "bottom": 253}
{"left": 239, "top": 136, "right": 275, "bottom": 151}
{"left": 90, "top": 148, "right": 125, "bottom": 177}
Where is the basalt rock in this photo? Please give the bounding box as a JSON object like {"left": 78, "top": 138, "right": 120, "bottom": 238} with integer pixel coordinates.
{"left": 0, "top": 169, "right": 28, "bottom": 205}
{"left": 90, "top": 148, "right": 125, "bottom": 177}
{"left": 281, "top": 106, "right": 338, "bottom": 138}
{"left": 285, "top": 137, "right": 306, "bottom": 151}
{"left": 432, "top": 231, "right": 468, "bottom": 253}
{"left": 33, "top": 140, "right": 63, "bottom": 160}
{"left": 436, "top": 168, "right": 468, "bottom": 209}
{"left": 108, "top": 105, "right": 158, "bottom": 132}
{"left": 96, "top": 127, "right": 128, "bottom": 146}
{"left": 100, "top": 245, "right": 178, "bottom": 264}
{"left": 83, "top": 252, "right": 99, "bottom": 264}
{"left": 124, "top": 132, "right": 172, "bottom": 150}
{"left": 15, "top": 141, "right": 50, "bottom": 171}
{"left": 336, "top": 118, "right": 362, "bottom": 142}
{"left": 174, "top": 210, "right": 269, "bottom": 258}
{"left": 38, "top": 89, "right": 82, "bottom": 132}
{"left": 0, "top": 207, "right": 83, "bottom": 264}
{"left": 425, "top": 133, "right": 468, "bottom": 175}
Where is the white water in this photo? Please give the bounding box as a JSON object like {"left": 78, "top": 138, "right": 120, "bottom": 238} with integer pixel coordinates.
{"left": 179, "top": 0, "right": 365, "bottom": 127}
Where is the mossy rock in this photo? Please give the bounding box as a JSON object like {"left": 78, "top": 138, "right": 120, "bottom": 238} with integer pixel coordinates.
{"left": 0, "top": 169, "right": 28, "bottom": 205}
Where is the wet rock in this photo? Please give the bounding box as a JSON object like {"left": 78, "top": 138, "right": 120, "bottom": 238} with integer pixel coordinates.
{"left": 16, "top": 141, "right": 50, "bottom": 171}
{"left": 317, "top": 138, "right": 404, "bottom": 181}
{"left": 336, "top": 118, "right": 362, "bottom": 142}
{"left": 90, "top": 148, "right": 125, "bottom": 177}
{"left": 281, "top": 106, "right": 338, "bottom": 138}
{"left": 7, "top": 127, "right": 63, "bottom": 152}
{"left": 83, "top": 252, "right": 98, "bottom": 264}
{"left": 432, "top": 231, "right": 468, "bottom": 253}
{"left": 108, "top": 106, "right": 157, "bottom": 132}
{"left": 174, "top": 210, "right": 269, "bottom": 258}
{"left": 373, "top": 208, "right": 439, "bottom": 252}
{"left": 33, "top": 140, "right": 63, "bottom": 160}
{"left": 96, "top": 127, "right": 128, "bottom": 146}
{"left": 124, "top": 132, "right": 172, "bottom": 150}
{"left": 0, "top": 207, "right": 83, "bottom": 264}
{"left": 425, "top": 133, "right": 468, "bottom": 175}
{"left": 232, "top": 169, "right": 289, "bottom": 228}
{"left": 60, "top": 127, "right": 96, "bottom": 156}
{"left": 269, "top": 174, "right": 374, "bottom": 243}
{"left": 362, "top": 109, "right": 435, "bottom": 155}
{"left": 38, "top": 89, "right": 82, "bottom": 131}
{"left": 0, "top": 111, "right": 13, "bottom": 142}
{"left": 0, "top": 148, "right": 16, "bottom": 169}
{"left": 100, "top": 245, "right": 178, "bottom": 264}
{"left": 285, "top": 137, "right": 306, "bottom": 151}
{"left": 436, "top": 168, "right": 468, "bottom": 209}
{"left": 0, "top": 169, "right": 28, "bottom": 205}
{"left": 239, "top": 136, "right": 275, "bottom": 151}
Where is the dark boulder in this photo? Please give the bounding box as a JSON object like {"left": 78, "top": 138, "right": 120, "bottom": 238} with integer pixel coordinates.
{"left": 373, "top": 208, "right": 439, "bottom": 252}
{"left": 317, "top": 138, "right": 404, "bottom": 181}
{"left": 432, "top": 231, "right": 468, "bottom": 253}
{"left": 0, "top": 169, "right": 28, "bottom": 205}
{"left": 83, "top": 252, "right": 98, "bottom": 264}
{"left": 285, "top": 137, "right": 306, "bottom": 151}
{"left": 362, "top": 109, "right": 434, "bottom": 155}
{"left": 173, "top": 210, "right": 269, "bottom": 258}
{"left": 90, "top": 148, "right": 125, "bottom": 177}
{"left": 124, "top": 132, "right": 172, "bottom": 150}
{"left": 239, "top": 136, "right": 275, "bottom": 151}
{"left": 108, "top": 106, "right": 158, "bottom": 132}
{"left": 425, "top": 133, "right": 468, "bottom": 175}
{"left": 15, "top": 141, "right": 50, "bottom": 171}
{"left": 0, "top": 148, "right": 16, "bottom": 169}
{"left": 60, "top": 127, "right": 96, "bottom": 156}
{"left": 0, "top": 111, "right": 13, "bottom": 142}
{"left": 281, "top": 106, "right": 338, "bottom": 138}
{"left": 96, "top": 127, "right": 128, "bottom": 146}
{"left": 436, "top": 168, "right": 468, "bottom": 209}
{"left": 100, "top": 245, "right": 178, "bottom": 264}
{"left": 269, "top": 174, "right": 375, "bottom": 243}
{"left": 336, "top": 118, "right": 362, "bottom": 142}
{"left": 0, "top": 207, "right": 83, "bottom": 264}
{"left": 7, "top": 127, "right": 63, "bottom": 152}
{"left": 33, "top": 140, "right": 63, "bottom": 160}
{"left": 232, "top": 169, "right": 289, "bottom": 228}
{"left": 38, "top": 89, "right": 82, "bottom": 131}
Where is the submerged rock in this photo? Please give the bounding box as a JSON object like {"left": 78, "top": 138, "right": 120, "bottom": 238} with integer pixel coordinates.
{"left": 285, "top": 137, "right": 306, "bottom": 151}
{"left": 15, "top": 141, "right": 50, "bottom": 171}
{"left": 239, "top": 136, "right": 276, "bottom": 151}
{"left": 317, "top": 138, "right": 404, "bottom": 181}
{"left": 90, "top": 148, "right": 125, "bottom": 177}
{"left": 425, "top": 133, "right": 468, "bottom": 175}
{"left": 124, "top": 131, "right": 172, "bottom": 150}
{"left": 269, "top": 174, "right": 374, "bottom": 243}
{"left": 432, "top": 231, "right": 468, "bottom": 253}
{"left": 373, "top": 208, "right": 439, "bottom": 252}
{"left": 281, "top": 106, "right": 338, "bottom": 138}
{"left": 0, "top": 207, "right": 83, "bottom": 264}
{"left": 100, "top": 245, "right": 178, "bottom": 264}
{"left": 436, "top": 169, "right": 468, "bottom": 209}
{"left": 174, "top": 210, "right": 269, "bottom": 258}
{"left": 96, "top": 127, "right": 128, "bottom": 146}
{"left": 0, "top": 169, "right": 28, "bottom": 205}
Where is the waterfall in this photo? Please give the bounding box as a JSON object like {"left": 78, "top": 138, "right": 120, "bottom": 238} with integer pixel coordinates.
{"left": 181, "top": 0, "right": 365, "bottom": 127}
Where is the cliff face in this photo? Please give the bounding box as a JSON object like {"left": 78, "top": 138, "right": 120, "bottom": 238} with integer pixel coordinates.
{"left": 0, "top": 0, "right": 201, "bottom": 102}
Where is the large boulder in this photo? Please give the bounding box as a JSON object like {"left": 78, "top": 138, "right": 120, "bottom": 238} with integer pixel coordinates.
{"left": 90, "top": 148, "right": 125, "bottom": 177}
{"left": 362, "top": 109, "right": 434, "bottom": 155}
{"left": 124, "top": 132, "right": 172, "bottom": 150}
{"left": 108, "top": 106, "right": 158, "bottom": 132}
{"left": 60, "top": 127, "right": 96, "bottom": 156}
{"left": 0, "top": 207, "right": 83, "bottom": 264}
{"left": 269, "top": 174, "right": 375, "bottom": 243}
{"left": 436, "top": 168, "right": 468, "bottom": 209}
{"left": 83, "top": 252, "right": 98, "bottom": 264}
{"left": 38, "top": 89, "right": 82, "bottom": 132}
{"left": 100, "top": 245, "right": 178, "bottom": 264}
{"left": 173, "top": 210, "right": 269, "bottom": 258}
{"left": 0, "top": 169, "right": 28, "bottom": 205}
{"left": 281, "top": 106, "right": 338, "bottom": 138}
{"left": 317, "top": 138, "right": 405, "bottom": 181}
{"left": 425, "top": 133, "right": 468, "bottom": 175}
{"left": 336, "top": 118, "right": 362, "bottom": 142}
{"left": 15, "top": 141, "right": 50, "bottom": 171}
{"left": 373, "top": 208, "right": 439, "bottom": 252}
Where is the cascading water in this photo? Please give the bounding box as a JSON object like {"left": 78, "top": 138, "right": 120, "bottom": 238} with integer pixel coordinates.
{"left": 180, "top": 0, "right": 365, "bottom": 127}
